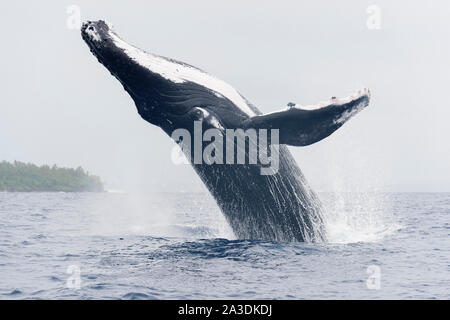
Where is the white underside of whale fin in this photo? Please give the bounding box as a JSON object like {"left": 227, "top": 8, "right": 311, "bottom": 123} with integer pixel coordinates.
{"left": 241, "top": 88, "right": 371, "bottom": 146}
{"left": 263, "top": 88, "right": 370, "bottom": 115}
{"left": 293, "top": 88, "right": 371, "bottom": 111}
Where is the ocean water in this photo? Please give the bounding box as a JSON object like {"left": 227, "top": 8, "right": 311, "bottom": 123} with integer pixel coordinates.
{"left": 0, "top": 191, "right": 448, "bottom": 299}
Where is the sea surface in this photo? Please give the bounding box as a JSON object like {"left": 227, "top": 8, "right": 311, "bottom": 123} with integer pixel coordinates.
{"left": 0, "top": 192, "right": 448, "bottom": 299}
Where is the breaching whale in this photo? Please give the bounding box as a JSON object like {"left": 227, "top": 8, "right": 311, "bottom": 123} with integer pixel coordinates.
{"left": 81, "top": 20, "right": 370, "bottom": 242}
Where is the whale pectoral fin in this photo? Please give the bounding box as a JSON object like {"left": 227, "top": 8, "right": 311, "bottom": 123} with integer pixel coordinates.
{"left": 241, "top": 88, "right": 370, "bottom": 146}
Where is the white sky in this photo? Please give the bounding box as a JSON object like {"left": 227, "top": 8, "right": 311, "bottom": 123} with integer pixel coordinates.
{"left": 0, "top": 1, "right": 449, "bottom": 192}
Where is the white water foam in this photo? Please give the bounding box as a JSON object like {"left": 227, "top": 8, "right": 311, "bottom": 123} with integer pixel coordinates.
{"left": 87, "top": 192, "right": 234, "bottom": 239}
{"left": 321, "top": 191, "right": 400, "bottom": 244}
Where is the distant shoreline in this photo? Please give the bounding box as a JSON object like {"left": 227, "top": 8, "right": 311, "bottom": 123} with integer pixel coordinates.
{"left": 0, "top": 161, "right": 104, "bottom": 192}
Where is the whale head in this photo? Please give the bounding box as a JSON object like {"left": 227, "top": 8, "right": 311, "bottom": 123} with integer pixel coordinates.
{"left": 81, "top": 20, "right": 255, "bottom": 129}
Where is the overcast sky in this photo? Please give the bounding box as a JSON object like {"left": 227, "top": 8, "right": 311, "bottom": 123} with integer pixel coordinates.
{"left": 0, "top": 1, "right": 449, "bottom": 192}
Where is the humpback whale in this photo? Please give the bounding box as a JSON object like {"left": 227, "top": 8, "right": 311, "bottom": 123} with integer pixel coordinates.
{"left": 81, "top": 20, "right": 370, "bottom": 242}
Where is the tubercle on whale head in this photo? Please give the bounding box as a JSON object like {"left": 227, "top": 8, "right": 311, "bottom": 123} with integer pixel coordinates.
{"left": 81, "top": 20, "right": 188, "bottom": 125}
{"left": 81, "top": 20, "right": 136, "bottom": 78}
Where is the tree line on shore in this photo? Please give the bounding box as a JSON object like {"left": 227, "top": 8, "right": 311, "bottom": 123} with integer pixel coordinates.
{"left": 0, "top": 161, "right": 104, "bottom": 192}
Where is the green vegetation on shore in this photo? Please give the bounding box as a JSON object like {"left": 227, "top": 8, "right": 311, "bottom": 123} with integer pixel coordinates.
{"left": 0, "top": 161, "right": 104, "bottom": 192}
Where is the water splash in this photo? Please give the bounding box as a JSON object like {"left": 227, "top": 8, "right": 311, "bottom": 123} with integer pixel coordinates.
{"left": 88, "top": 189, "right": 398, "bottom": 244}
{"left": 310, "top": 140, "right": 401, "bottom": 244}
{"left": 87, "top": 192, "right": 234, "bottom": 239}
{"left": 321, "top": 192, "right": 400, "bottom": 243}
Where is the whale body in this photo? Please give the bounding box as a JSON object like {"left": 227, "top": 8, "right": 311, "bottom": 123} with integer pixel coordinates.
{"left": 81, "top": 21, "right": 370, "bottom": 242}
